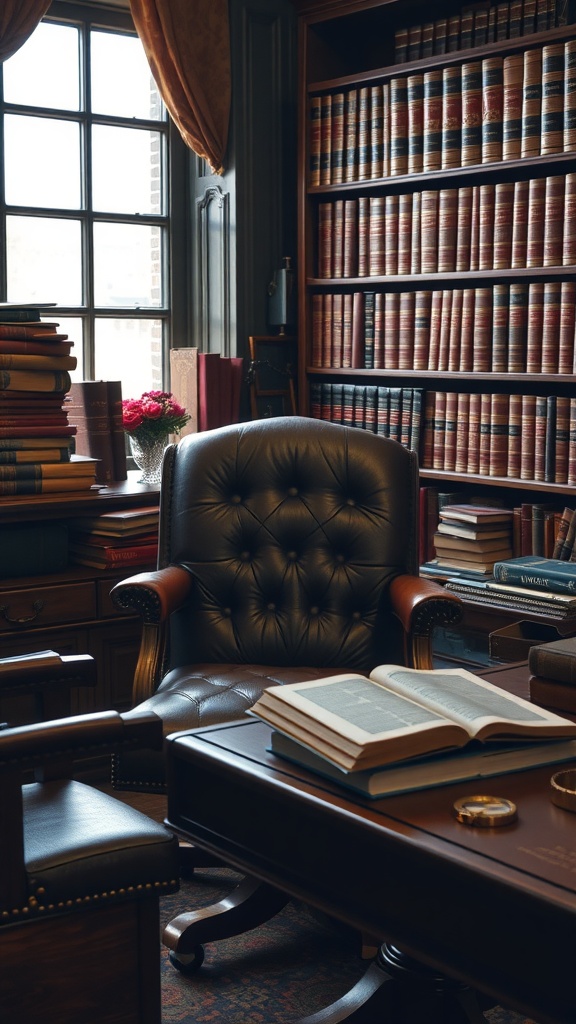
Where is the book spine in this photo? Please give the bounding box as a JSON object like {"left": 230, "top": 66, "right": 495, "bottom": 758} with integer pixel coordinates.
{"left": 397, "top": 193, "right": 412, "bottom": 275}
{"left": 332, "top": 293, "right": 343, "bottom": 368}
{"left": 344, "top": 88, "right": 358, "bottom": 183}
{"left": 321, "top": 293, "right": 333, "bottom": 368}
{"left": 511, "top": 178, "right": 529, "bottom": 268}
{"left": 390, "top": 77, "right": 408, "bottom": 176}
{"left": 545, "top": 395, "right": 557, "bottom": 483}
{"left": 332, "top": 200, "right": 344, "bottom": 278}
{"left": 520, "top": 394, "right": 537, "bottom": 480}
{"left": 565, "top": 39, "right": 576, "bottom": 153}
{"left": 447, "top": 288, "right": 463, "bottom": 373}
{"left": 398, "top": 291, "right": 415, "bottom": 370}
{"left": 410, "top": 190, "right": 421, "bottom": 275}
{"left": 482, "top": 56, "right": 504, "bottom": 163}
{"left": 493, "top": 559, "right": 576, "bottom": 594}
{"left": 558, "top": 280, "right": 576, "bottom": 374}
{"left": 493, "top": 181, "right": 514, "bottom": 269}
{"left": 330, "top": 92, "right": 345, "bottom": 184}
{"left": 420, "top": 190, "right": 439, "bottom": 274}
{"left": 555, "top": 396, "right": 571, "bottom": 484}
{"left": 479, "top": 184, "right": 495, "bottom": 271}
{"left": 343, "top": 199, "right": 358, "bottom": 278}
{"left": 527, "top": 281, "right": 545, "bottom": 372}
{"left": 460, "top": 287, "right": 475, "bottom": 372}
{"left": 437, "top": 189, "right": 458, "bottom": 272}
{"left": 319, "top": 93, "right": 332, "bottom": 185}
{"left": 543, "top": 174, "right": 565, "bottom": 267}
{"left": 473, "top": 287, "right": 493, "bottom": 371}
{"left": 492, "top": 285, "right": 509, "bottom": 373}
{"left": 507, "top": 392, "right": 523, "bottom": 478}
{"left": 369, "top": 196, "right": 386, "bottom": 276}
{"left": 383, "top": 292, "right": 400, "bottom": 369}
{"left": 467, "top": 392, "right": 481, "bottom": 474}
{"left": 364, "top": 293, "right": 375, "bottom": 369}
{"left": 384, "top": 194, "right": 399, "bottom": 275}
{"left": 407, "top": 74, "right": 424, "bottom": 174}
{"left": 309, "top": 95, "right": 321, "bottom": 186}
{"left": 553, "top": 506, "right": 575, "bottom": 557}
{"left": 541, "top": 42, "right": 565, "bottom": 155}
{"left": 541, "top": 281, "right": 562, "bottom": 373}
{"left": 502, "top": 52, "right": 524, "bottom": 160}
{"left": 311, "top": 295, "right": 323, "bottom": 367}
{"left": 563, "top": 171, "right": 576, "bottom": 265}
{"left": 521, "top": 47, "right": 542, "bottom": 158}
{"left": 479, "top": 391, "right": 492, "bottom": 476}
{"left": 433, "top": 17, "right": 447, "bottom": 55}
{"left": 373, "top": 293, "right": 384, "bottom": 369}
{"left": 489, "top": 392, "right": 509, "bottom": 477}
{"left": 413, "top": 290, "right": 432, "bottom": 370}
{"left": 441, "top": 65, "right": 462, "bottom": 169}
{"left": 455, "top": 392, "right": 470, "bottom": 473}
{"left": 357, "top": 197, "right": 370, "bottom": 277}
{"left": 342, "top": 293, "right": 353, "bottom": 368}
{"left": 357, "top": 87, "right": 371, "bottom": 181}
{"left": 529, "top": 646, "right": 576, "bottom": 685}
{"left": 438, "top": 289, "right": 452, "bottom": 372}
{"left": 526, "top": 176, "right": 546, "bottom": 268}
{"left": 423, "top": 69, "right": 443, "bottom": 172}
{"left": 351, "top": 293, "right": 365, "bottom": 369}
{"left": 432, "top": 391, "right": 447, "bottom": 470}
{"left": 370, "top": 84, "right": 384, "bottom": 180}
{"left": 444, "top": 390, "right": 458, "bottom": 470}
{"left": 534, "top": 394, "right": 548, "bottom": 481}
{"left": 451, "top": 186, "right": 470, "bottom": 273}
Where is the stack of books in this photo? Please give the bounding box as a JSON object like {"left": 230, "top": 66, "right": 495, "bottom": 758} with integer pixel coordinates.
{"left": 68, "top": 505, "right": 159, "bottom": 569}
{"left": 249, "top": 665, "right": 576, "bottom": 798}
{"left": 428, "top": 504, "right": 514, "bottom": 575}
{"left": 0, "top": 303, "right": 98, "bottom": 494}
{"left": 529, "top": 636, "right": 576, "bottom": 714}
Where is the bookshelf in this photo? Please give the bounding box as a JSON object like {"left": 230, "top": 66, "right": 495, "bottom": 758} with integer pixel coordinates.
{"left": 294, "top": 0, "right": 576, "bottom": 538}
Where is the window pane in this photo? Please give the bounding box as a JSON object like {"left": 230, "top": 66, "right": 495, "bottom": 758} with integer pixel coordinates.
{"left": 92, "top": 125, "right": 163, "bottom": 215}
{"left": 91, "top": 31, "right": 163, "bottom": 120}
{"left": 7, "top": 216, "right": 83, "bottom": 305}
{"left": 94, "top": 223, "right": 164, "bottom": 307}
{"left": 94, "top": 319, "right": 163, "bottom": 397}
{"left": 3, "top": 23, "right": 79, "bottom": 111}
{"left": 5, "top": 116, "right": 81, "bottom": 209}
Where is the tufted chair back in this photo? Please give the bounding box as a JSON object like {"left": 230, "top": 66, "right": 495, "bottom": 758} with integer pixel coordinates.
{"left": 112, "top": 416, "right": 461, "bottom": 791}
{"left": 161, "top": 415, "right": 417, "bottom": 675}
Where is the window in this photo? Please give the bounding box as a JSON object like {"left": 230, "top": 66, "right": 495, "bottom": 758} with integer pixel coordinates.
{"left": 0, "top": 1, "right": 184, "bottom": 399}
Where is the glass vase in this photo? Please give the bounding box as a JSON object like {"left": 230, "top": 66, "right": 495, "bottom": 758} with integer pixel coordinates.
{"left": 129, "top": 434, "right": 168, "bottom": 485}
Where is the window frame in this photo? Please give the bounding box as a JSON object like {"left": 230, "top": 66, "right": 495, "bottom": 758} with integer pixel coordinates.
{"left": 0, "top": 0, "right": 190, "bottom": 390}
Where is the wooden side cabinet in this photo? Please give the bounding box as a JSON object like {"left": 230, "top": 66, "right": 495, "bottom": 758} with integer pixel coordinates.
{"left": 0, "top": 474, "right": 160, "bottom": 724}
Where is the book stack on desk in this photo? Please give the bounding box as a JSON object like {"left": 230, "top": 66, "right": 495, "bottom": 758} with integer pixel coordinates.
{"left": 68, "top": 505, "right": 159, "bottom": 569}
{"left": 0, "top": 303, "right": 99, "bottom": 494}
{"left": 424, "top": 504, "right": 514, "bottom": 576}
{"left": 250, "top": 665, "right": 576, "bottom": 798}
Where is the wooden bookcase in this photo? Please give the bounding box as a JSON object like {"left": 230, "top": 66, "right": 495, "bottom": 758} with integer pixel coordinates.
{"left": 0, "top": 474, "right": 159, "bottom": 724}
{"left": 294, "top": 0, "right": 576, "bottom": 526}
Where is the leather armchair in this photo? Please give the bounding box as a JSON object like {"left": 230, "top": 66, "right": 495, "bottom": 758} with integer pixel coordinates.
{"left": 111, "top": 416, "right": 462, "bottom": 792}
{"left": 0, "top": 701, "right": 179, "bottom": 1024}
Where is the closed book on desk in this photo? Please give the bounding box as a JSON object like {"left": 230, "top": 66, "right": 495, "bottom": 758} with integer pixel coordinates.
{"left": 529, "top": 636, "right": 576, "bottom": 684}
{"left": 269, "top": 730, "right": 576, "bottom": 799}
{"left": 530, "top": 676, "right": 576, "bottom": 714}
{"left": 493, "top": 555, "right": 576, "bottom": 595}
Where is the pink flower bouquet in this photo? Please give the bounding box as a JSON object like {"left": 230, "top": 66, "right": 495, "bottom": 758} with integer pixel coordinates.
{"left": 122, "top": 390, "right": 191, "bottom": 442}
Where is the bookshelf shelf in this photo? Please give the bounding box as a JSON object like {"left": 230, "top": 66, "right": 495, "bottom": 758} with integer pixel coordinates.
{"left": 295, "top": 0, "right": 576, "bottom": 573}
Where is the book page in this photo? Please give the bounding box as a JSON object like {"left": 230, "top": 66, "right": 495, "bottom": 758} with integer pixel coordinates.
{"left": 371, "top": 665, "right": 576, "bottom": 738}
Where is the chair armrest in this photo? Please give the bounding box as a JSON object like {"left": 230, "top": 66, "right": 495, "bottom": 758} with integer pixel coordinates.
{"left": 0, "top": 707, "right": 163, "bottom": 772}
{"left": 389, "top": 574, "right": 463, "bottom": 670}
{"left": 110, "top": 566, "right": 194, "bottom": 705}
{"left": 0, "top": 652, "right": 97, "bottom": 724}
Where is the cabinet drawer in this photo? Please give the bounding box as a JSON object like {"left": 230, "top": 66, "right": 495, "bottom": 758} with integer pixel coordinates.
{"left": 0, "top": 582, "right": 96, "bottom": 633}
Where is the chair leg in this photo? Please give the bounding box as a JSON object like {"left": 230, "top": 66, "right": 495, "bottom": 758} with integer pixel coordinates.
{"left": 163, "top": 874, "right": 289, "bottom": 964}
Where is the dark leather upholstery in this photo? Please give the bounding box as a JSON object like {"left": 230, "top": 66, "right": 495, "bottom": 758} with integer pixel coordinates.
{"left": 112, "top": 417, "right": 462, "bottom": 791}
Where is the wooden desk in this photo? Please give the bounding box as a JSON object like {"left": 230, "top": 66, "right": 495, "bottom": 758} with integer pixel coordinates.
{"left": 165, "top": 664, "right": 576, "bottom": 1024}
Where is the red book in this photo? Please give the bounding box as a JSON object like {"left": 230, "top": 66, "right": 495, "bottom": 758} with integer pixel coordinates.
{"left": 492, "top": 284, "right": 509, "bottom": 372}
{"left": 369, "top": 195, "right": 386, "bottom": 276}
{"left": 444, "top": 390, "right": 458, "bottom": 471}
{"left": 461, "top": 61, "right": 482, "bottom": 167}
{"left": 563, "top": 172, "right": 576, "bottom": 266}
{"left": 318, "top": 203, "right": 333, "bottom": 278}
{"left": 489, "top": 392, "right": 510, "bottom": 477}
{"left": 559, "top": 281, "right": 576, "bottom": 374}
{"left": 507, "top": 283, "right": 529, "bottom": 373}
{"left": 423, "top": 69, "right": 443, "bottom": 172}
{"left": 437, "top": 189, "right": 458, "bottom": 272}
{"left": 390, "top": 76, "right": 408, "bottom": 176}
{"left": 541, "top": 281, "right": 562, "bottom": 373}
{"left": 343, "top": 199, "right": 358, "bottom": 278}
{"left": 332, "top": 199, "right": 344, "bottom": 278}
{"left": 427, "top": 290, "right": 443, "bottom": 371}
{"left": 397, "top": 193, "right": 412, "bottom": 275}
{"left": 420, "top": 190, "right": 439, "bottom": 274}
{"left": 383, "top": 292, "right": 400, "bottom": 369}
{"left": 197, "top": 352, "right": 222, "bottom": 431}
{"left": 478, "top": 184, "right": 495, "bottom": 271}
{"left": 447, "top": 288, "right": 463, "bottom": 372}
{"left": 384, "top": 194, "right": 399, "bottom": 275}
{"left": 541, "top": 42, "right": 565, "bottom": 155}
{"left": 0, "top": 338, "right": 72, "bottom": 356}
{"left": 555, "top": 396, "right": 571, "bottom": 485}
{"left": 455, "top": 187, "right": 472, "bottom": 272}
{"left": 398, "top": 291, "right": 415, "bottom": 370}
{"left": 407, "top": 73, "right": 424, "bottom": 174}
{"left": 521, "top": 47, "right": 542, "bottom": 159}
{"left": 466, "top": 393, "right": 481, "bottom": 475}
{"left": 459, "top": 288, "right": 475, "bottom": 373}
{"left": 351, "top": 293, "right": 365, "bottom": 369}
{"left": 454, "top": 393, "right": 470, "bottom": 473}
{"left": 507, "top": 393, "right": 523, "bottom": 479}
{"left": 473, "top": 287, "right": 492, "bottom": 371}
{"left": 413, "top": 290, "right": 432, "bottom": 370}
{"left": 342, "top": 293, "right": 353, "bottom": 368}
{"left": 479, "top": 392, "right": 492, "bottom": 476}
{"left": 564, "top": 39, "right": 576, "bottom": 153}
{"left": 441, "top": 65, "right": 461, "bottom": 169}
{"left": 502, "top": 52, "right": 524, "bottom": 161}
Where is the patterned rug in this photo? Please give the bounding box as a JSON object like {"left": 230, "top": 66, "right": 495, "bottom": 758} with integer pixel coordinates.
{"left": 159, "top": 867, "right": 538, "bottom": 1024}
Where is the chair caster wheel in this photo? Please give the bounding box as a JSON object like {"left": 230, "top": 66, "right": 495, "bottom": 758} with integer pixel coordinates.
{"left": 169, "top": 945, "right": 205, "bottom": 974}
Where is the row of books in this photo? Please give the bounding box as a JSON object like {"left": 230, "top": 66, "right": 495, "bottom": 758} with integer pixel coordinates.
{"left": 0, "top": 303, "right": 99, "bottom": 495}
{"left": 316, "top": 173, "right": 576, "bottom": 280}
{"left": 394, "top": 2, "right": 571, "bottom": 65}
{"left": 310, "top": 382, "right": 422, "bottom": 451}
{"left": 421, "top": 390, "right": 576, "bottom": 484}
{"left": 310, "top": 42, "right": 576, "bottom": 185}
{"left": 68, "top": 505, "right": 159, "bottom": 570}
{"left": 311, "top": 283, "right": 576, "bottom": 374}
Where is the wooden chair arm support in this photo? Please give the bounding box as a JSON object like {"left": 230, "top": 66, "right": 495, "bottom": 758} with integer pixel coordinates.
{"left": 389, "top": 575, "right": 463, "bottom": 670}
{"left": 0, "top": 652, "right": 96, "bottom": 695}
{"left": 111, "top": 566, "right": 194, "bottom": 706}
{"left": 110, "top": 565, "right": 193, "bottom": 624}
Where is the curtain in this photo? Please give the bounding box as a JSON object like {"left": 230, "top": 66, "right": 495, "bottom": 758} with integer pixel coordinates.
{"left": 0, "top": 0, "right": 51, "bottom": 61}
{"left": 129, "top": 0, "right": 231, "bottom": 175}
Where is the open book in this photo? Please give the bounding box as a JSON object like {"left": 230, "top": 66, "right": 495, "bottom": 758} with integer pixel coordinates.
{"left": 249, "top": 665, "right": 576, "bottom": 771}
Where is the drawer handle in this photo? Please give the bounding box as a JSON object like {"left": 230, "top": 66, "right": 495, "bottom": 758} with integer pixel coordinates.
{"left": 0, "top": 600, "right": 44, "bottom": 626}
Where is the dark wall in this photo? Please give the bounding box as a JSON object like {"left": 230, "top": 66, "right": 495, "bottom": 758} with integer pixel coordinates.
{"left": 187, "top": 0, "right": 298, "bottom": 376}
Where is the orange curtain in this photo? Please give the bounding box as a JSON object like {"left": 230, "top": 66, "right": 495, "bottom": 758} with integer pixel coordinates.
{"left": 129, "top": 0, "right": 231, "bottom": 175}
{"left": 0, "top": 0, "right": 51, "bottom": 61}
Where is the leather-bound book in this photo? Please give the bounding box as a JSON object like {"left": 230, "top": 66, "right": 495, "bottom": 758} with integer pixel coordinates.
{"left": 459, "top": 8, "right": 473, "bottom": 48}
{"left": 394, "top": 26, "right": 408, "bottom": 63}
{"left": 332, "top": 199, "right": 344, "bottom": 278}
{"left": 479, "top": 391, "right": 493, "bottom": 476}
{"left": 330, "top": 92, "right": 345, "bottom": 184}
{"left": 318, "top": 202, "right": 333, "bottom": 278}
{"left": 363, "top": 292, "right": 375, "bottom": 369}
{"left": 351, "top": 293, "right": 365, "bottom": 369}
{"left": 503, "top": 52, "right": 524, "bottom": 160}
{"left": 552, "top": 505, "right": 575, "bottom": 558}
{"left": 398, "top": 291, "right": 415, "bottom": 370}
{"left": 489, "top": 392, "right": 510, "bottom": 478}
{"left": 555, "top": 396, "right": 570, "bottom": 484}
{"left": 511, "top": 178, "right": 529, "bottom": 268}
{"left": 420, "top": 189, "right": 439, "bottom": 274}
{"left": 530, "top": 676, "right": 576, "bottom": 714}
{"left": 319, "top": 93, "right": 332, "bottom": 185}
{"left": 454, "top": 392, "right": 470, "bottom": 473}
{"left": 67, "top": 380, "right": 114, "bottom": 485}
{"left": 413, "top": 290, "right": 432, "bottom": 370}
{"left": 522, "top": 0, "right": 537, "bottom": 33}
{"left": 388, "top": 386, "right": 402, "bottom": 442}
{"left": 558, "top": 281, "right": 576, "bottom": 374}
{"left": 481, "top": 56, "right": 504, "bottom": 163}
{"left": 437, "top": 288, "right": 452, "bottom": 372}
{"left": 421, "top": 22, "right": 434, "bottom": 58}
{"left": 456, "top": 186, "right": 473, "bottom": 272}
{"left": 369, "top": 195, "right": 386, "bottom": 277}
{"left": 478, "top": 183, "right": 495, "bottom": 271}
{"left": 343, "top": 199, "right": 359, "bottom": 278}
{"left": 529, "top": 636, "right": 576, "bottom": 686}
{"left": 376, "top": 386, "right": 390, "bottom": 437}
{"left": 491, "top": 283, "right": 509, "bottom": 373}
{"left": 520, "top": 394, "right": 537, "bottom": 480}
{"left": 446, "top": 13, "right": 460, "bottom": 51}
{"left": 432, "top": 391, "right": 447, "bottom": 470}
{"left": 447, "top": 288, "right": 463, "bottom": 372}
{"left": 420, "top": 391, "right": 435, "bottom": 469}
{"left": 408, "top": 24, "right": 422, "bottom": 61}
{"left": 469, "top": 185, "right": 480, "bottom": 270}
{"left": 526, "top": 281, "right": 545, "bottom": 372}
{"left": 383, "top": 292, "right": 400, "bottom": 369}
{"left": 384, "top": 194, "right": 399, "bottom": 275}
{"left": 495, "top": 1, "right": 509, "bottom": 39}
{"left": 370, "top": 84, "right": 384, "bottom": 179}
{"left": 322, "top": 293, "right": 333, "bottom": 368}
{"left": 332, "top": 293, "right": 343, "bottom": 368}
{"left": 569, "top": 398, "right": 576, "bottom": 486}
{"left": 473, "top": 8, "right": 489, "bottom": 44}
{"left": 373, "top": 293, "right": 384, "bottom": 369}
{"left": 493, "top": 181, "right": 514, "bottom": 269}
{"left": 357, "top": 87, "right": 371, "bottom": 181}
{"left": 521, "top": 46, "right": 542, "bottom": 158}
{"left": 410, "top": 190, "right": 421, "bottom": 275}
{"left": 311, "top": 295, "right": 323, "bottom": 368}
{"left": 534, "top": 394, "right": 548, "bottom": 482}
{"left": 427, "top": 290, "right": 443, "bottom": 370}
{"left": 507, "top": 282, "right": 529, "bottom": 373}
{"left": 441, "top": 64, "right": 462, "bottom": 169}
{"left": 526, "top": 175, "right": 546, "bottom": 267}
{"left": 543, "top": 174, "right": 565, "bottom": 267}
{"left": 400, "top": 387, "right": 413, "bottom": 449}
{"left": 562, "top": 171, "right": 576, "bottom": 265}
{"left": 545, "top": 394, "right": 558, "bottom": 484}
{"left": 507, "top": 393, "right": 523, "bottom": 479}
{"left": 472, "top": 287, "right": 492, "bottom": 371}
{"left": 433, "top": 17, "right": 447, "bottom": 55}
{"left": 423, "top": 69, "right": 443, "bottom": 171}
{"left": 541, "top": 42, "right": 565, "bottom": 155}
{"left": 309, "top": 95, "right": 321, "bottom": 187}
{"left": 541, "top": 281, "right": 562, "bottom": 373}
{"left": 390, "top": 76, "right": 408, "bottom": 175}
{"left": 410, "top": 387, "right": 423, "bottom": 455}
{"left": 564, "top": 39, "right": 576, "bottom": 153}
{"left": 443, "top": 390, "right": 458, "bottom": 471}
{"left": 437, "top": 188, "right": 458, "bottom": 272}
{"left": 342, "top": 293, "right": 353, "bottom": 368}
{"left": 343, "top": 88, "right": 358, "bottom": 183}
{"left": 357, "top": 196, "right": 369, "bottom": 277}
{"left": 459, "top": 288, "right": 475, "bottom": 372}
{"left": 466, "top": 392, "right": 481, "bottom": 474}
{"left": 407, "top": 74, "right": 424, "bottom": 174}
{"left": 508, "top": 0, "right": 523, "bottom": 35}
{"left": 397, "top": 192, "right": 412, "bottom": 275}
